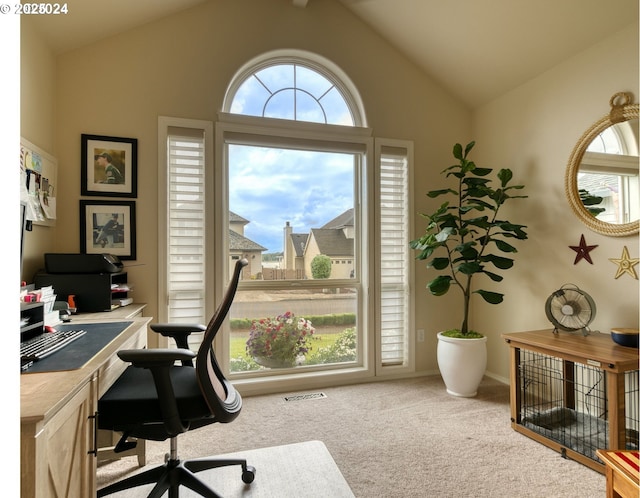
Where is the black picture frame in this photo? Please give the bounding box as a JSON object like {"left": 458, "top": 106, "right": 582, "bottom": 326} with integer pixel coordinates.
{"left": 81, "top": 134, "right": 138, "bottom": 197}
{"left": 80, "top": 200, "right": 136, "bottom": 260}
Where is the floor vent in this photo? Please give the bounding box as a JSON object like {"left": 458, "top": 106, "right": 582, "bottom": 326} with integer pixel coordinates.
{"left": 283, "top": 392, "right": 327, "bottom": 402}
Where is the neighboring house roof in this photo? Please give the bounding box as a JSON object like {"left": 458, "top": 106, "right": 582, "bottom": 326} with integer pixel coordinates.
{"left": 290, "top": 233, "right": 309, "bottom": 257}
{"left": 228, "top": 229, "right": 267, "bottom": 252}
{"left": 229, "top": 211, "right": 250, "bottom": 225}
{"left": 309, "top": 228, "right": 353, "bottom": 257}
{"left": 321, "top": 208, "right": 354, "bottom": 229}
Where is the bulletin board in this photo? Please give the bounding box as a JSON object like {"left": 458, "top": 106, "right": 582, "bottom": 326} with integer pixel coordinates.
{"left": 20, "top": 137, "right": 57, "bottom": 227}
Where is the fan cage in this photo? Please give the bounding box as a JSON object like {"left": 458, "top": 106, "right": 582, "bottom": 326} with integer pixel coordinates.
{"left": 518, "top": 349, "right": 639, "bottom": 463}
{"left": 546, "top": 287, "right": 596, "bottom": 332}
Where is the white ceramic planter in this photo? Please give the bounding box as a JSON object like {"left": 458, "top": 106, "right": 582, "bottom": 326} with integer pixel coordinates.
{"left": 436, "top": 331, "right": 488, "bottom": 397}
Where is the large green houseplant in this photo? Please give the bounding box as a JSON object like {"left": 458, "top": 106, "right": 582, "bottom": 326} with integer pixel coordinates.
{"left": 410, "top": 141, "right": 527, "bottom": 395}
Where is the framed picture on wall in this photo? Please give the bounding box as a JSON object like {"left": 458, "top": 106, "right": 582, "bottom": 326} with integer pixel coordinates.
{"left": 81, "top": 134, "right": 138, "bottom": 197}
{"left": 80, "top": 200, "right": 136, "bottom": 260}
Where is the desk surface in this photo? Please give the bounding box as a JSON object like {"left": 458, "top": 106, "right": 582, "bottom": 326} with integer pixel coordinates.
{"left": 20, "top": 316, "right": 150, "bottom": 426}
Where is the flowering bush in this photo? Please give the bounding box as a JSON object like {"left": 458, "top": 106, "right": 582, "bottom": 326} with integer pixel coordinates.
{"left": 246, "top": 311, "right": 315, "bottom": 367}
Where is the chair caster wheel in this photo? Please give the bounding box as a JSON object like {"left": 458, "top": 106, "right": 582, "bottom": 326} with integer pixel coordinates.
{"left": 242, "top": 465, "right": 256, "bottom": 484}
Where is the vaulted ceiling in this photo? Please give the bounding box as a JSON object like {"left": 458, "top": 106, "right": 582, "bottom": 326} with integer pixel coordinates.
{"left": 25, "top": 0, "right": 638, "bottom": 108}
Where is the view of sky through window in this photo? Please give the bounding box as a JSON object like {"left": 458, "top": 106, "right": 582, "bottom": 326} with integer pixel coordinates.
{"left": 229, "top": 145, "right": 354, "bottom": 252}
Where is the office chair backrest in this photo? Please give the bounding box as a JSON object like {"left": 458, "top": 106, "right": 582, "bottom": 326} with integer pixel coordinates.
{"left": 196, "top": 258, "right": 248, "bottom": 423}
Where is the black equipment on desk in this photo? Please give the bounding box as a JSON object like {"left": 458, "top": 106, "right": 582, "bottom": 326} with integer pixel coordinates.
{"left": 45, "top": 253, "right": 123, "bottom": 274}
{"left": 36, "top": 253, "right": 128, "bottom": 313}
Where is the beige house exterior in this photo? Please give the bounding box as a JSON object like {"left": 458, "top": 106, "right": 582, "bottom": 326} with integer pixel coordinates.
{"left": 229, "top": 212, "right": 266, "bottom": 278}
{"left": 283, "top": 209, "right": 355, "bottom": 279}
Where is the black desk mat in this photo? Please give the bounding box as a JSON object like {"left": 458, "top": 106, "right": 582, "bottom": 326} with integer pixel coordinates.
{"left": 23, "top": 321, "right": 133, "bottom": 373}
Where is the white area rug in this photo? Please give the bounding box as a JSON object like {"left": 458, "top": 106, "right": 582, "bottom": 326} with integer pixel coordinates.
{"left": 101, "top": 440, "right": 354, "bottom": 497}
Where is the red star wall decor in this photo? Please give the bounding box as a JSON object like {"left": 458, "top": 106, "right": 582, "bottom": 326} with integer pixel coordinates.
{"left": 569, "top": 234, "right": 598, "bottom": 265}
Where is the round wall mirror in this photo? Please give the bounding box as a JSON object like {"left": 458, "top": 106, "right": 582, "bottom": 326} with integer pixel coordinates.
{"left": 565, "top": 92, "right": 639, "bottom": 236}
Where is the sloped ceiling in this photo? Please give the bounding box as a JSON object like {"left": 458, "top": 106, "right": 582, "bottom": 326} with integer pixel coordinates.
{"left": 25, "top": 0, "right": 639, "bottom": 108}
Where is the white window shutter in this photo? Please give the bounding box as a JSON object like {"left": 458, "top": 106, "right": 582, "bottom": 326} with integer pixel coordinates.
{"left": 379, "top": 147, "right": 410, "bottom": 365}
{"left": 167, "top": 127, "right": 206, "bottom": 323}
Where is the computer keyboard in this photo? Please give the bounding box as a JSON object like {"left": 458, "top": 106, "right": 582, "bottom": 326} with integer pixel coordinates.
{"left": 20, "top": 328, "right": 87, "bottom": 362}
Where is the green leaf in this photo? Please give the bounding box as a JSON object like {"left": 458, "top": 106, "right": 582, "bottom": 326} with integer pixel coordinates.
{"left": 457, "top": 262, "right": 482, "bottom": 275}
{"left": 427, "top": 189, "right": 456, "bottom": 198}
{"left": 483, "top": 270, "right": 504, "bottom": 282}
{"left": 464, "top": 141, "right": 475, "bottom": 157}
{"left": 453, "top": 143, "right": 463, "bottom": 160}
{"left": 428, "top": 257, "right": 450, "bottom": 270}
{"left": 498, "top": 222, "right": 528, "bottom": 239}
{"left": 428, "top": 275, "right": 452, "bottom": 296}
{"left": 497, "top": 168, "right": 513, "bottom": 187}
{"left": 475, "top": 289, "right": 504, "bottom": 304}
{"left": 492, "top": 239, "right": 518, "bottom": 253}
{"left": 481, "top": 254, "right": 514, "bottom": 269}
{"left": 466, "top": 216, "right": 491, "bottom": 229}
{"left": 471, "top": 167, "right": 492, "bottom": 177}
{"left": 435, "top": 227, "right": 454, "bottom": 242}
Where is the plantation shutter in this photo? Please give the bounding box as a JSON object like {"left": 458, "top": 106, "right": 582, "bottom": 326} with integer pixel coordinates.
{"left": 167, "top": 126, "right": 206, "bottom": 324}
{"left": 379, "top": 145, "right": 410, "bottom": 365}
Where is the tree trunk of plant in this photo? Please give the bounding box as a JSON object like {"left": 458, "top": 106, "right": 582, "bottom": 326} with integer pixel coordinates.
{"left": 461, "top": 275, "right": 471, "bottom": 335}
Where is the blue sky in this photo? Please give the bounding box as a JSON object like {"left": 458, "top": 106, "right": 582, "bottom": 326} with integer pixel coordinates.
{"left": 229, "top": 144, "right": 354, "bottom": 253}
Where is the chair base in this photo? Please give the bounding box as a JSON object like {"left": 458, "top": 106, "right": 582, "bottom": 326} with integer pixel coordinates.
{"left": 97, "top": 455, "right": 256, "bottom": 498}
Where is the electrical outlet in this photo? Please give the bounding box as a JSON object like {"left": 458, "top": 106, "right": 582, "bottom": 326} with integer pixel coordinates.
{"left": 417, "top": 329, "right": 425, "bottom": 342}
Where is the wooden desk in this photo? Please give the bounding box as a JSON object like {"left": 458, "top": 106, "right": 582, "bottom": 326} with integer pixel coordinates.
{"left": 596, "top": 450, "right": 639, "bottom": 498}
{"left": 73, "top": 303, "right": 148, "bottom": 466}
{"left": 20, "top": 316, "right": 150, "bottom": 498}
{"left": 503, "top": 329, "right": 639, "bottom": 473}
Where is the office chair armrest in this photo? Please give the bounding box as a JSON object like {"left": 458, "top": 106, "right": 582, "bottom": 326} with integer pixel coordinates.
{"left": 117, "top": 348, "right": 196, "bottom": 437}
{"left": 150, "top": 323, "right": 206, "bottom": 350}
{"left": 118, "top": 348, "right": 196, "bottom": 368}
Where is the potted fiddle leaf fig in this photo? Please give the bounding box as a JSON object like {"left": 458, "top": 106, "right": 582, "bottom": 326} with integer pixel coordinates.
{"left": 410, "top": 141, "right": 527, "bottom": 396}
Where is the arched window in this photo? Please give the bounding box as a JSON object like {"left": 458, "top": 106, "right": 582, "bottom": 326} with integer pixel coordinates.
{"left": 161, "top": 50, "right": 413, "bottom": 391}
{"left": 223, "top": 50, "right": 366, "bottom": 126}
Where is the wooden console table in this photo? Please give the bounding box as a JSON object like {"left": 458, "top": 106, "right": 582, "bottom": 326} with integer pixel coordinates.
{"left": 503, "top": 329, "right": 639, "bottom": 473}
{"left": 20, "top": 315, "right": 150, "bottom": 498}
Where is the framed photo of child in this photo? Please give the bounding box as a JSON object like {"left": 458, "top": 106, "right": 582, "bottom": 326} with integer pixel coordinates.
{"left": 81, "top": 134, "right": 138, "bottom": 197}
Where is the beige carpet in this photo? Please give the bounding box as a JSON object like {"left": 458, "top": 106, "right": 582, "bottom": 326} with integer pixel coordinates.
{"left": 98, "top": 376, "right": 605, "bottom": 497}
{"left": 97, "top": 440, "right": 353, "bottom": 497}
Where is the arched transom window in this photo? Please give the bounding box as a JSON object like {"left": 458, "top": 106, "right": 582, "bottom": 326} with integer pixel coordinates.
{"left": 224, "top": 51, "right": 365, "bottom": 126}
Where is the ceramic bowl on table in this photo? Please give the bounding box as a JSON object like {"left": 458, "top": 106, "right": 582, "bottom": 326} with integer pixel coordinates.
{"left": 610, "top": 328, "right": 639, "bottom": 348}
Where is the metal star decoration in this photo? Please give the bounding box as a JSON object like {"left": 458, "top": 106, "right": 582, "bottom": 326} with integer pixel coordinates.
{"left": 569, "top": 234, "right": 598, "bottom": 265}
{"left": 608, "top": 246, "right": 639, "bottom": 279}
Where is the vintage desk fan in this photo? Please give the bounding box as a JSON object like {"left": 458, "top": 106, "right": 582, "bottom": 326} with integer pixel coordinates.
{"left": 545, "top": 284, "right": 596, "bottom": 336}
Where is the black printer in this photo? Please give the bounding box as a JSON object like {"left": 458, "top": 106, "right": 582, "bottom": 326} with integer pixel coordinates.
{"left": 35, "top": 253, "right": 128, "bottom": 312}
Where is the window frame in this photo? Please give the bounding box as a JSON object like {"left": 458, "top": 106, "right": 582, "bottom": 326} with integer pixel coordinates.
{"left": 215, "top": 114, "right": 378, "bottom": 393}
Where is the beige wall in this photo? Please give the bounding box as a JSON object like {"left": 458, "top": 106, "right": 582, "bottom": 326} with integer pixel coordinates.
{"left": 20, "top": 20, "right": 56, "bottom": 282}
{"left": 471, "top": 22, "right": 639, "bottom": 381}
{"left": 20, "top": 0, "right": 638, "bottom": 380}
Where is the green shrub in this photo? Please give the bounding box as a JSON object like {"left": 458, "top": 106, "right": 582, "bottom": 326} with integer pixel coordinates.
{"left": 306, "top": 328, "right": 356, "bottom": 365}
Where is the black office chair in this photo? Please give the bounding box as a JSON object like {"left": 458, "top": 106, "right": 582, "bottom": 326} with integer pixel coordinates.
{"left": 97, "top": 258, "right": 255, "bottom": 498}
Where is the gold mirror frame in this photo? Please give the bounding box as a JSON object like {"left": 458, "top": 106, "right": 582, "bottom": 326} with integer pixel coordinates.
{"left": 565, "top": 92, "right": 639, "bottom": 237}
